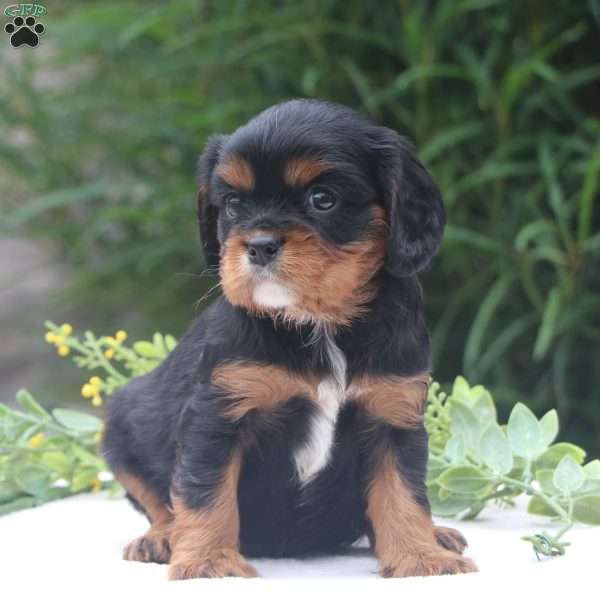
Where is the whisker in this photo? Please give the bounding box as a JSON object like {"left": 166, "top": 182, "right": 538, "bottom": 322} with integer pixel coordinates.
{"left": 193, "top": 280, "right": 224, "bottom": 309}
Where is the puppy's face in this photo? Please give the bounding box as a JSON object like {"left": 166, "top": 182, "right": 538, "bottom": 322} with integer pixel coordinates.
{"left": 198, "top": 100, "right": 445, "bottom": 326}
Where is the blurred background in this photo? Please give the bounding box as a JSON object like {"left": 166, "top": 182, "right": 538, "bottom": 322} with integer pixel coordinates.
{"left": 0, "top": 1, "right": 598, "bottom": 454}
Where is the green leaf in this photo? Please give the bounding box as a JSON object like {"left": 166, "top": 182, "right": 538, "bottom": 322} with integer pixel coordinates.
{"left": 451, "top": 376, "right": 471, "bottom": 400}
{"left": 583, "top": 459, "right": 600, "bottom": 480}
{"left": 572, "top": 496, "right": 600, "bottom": 525}
{"left": 535, "top": 443, "right": 586, "bottom": 470}
{"left": 507, "top": 403, "right": 545, "bottom": 458}
{"left": 438, "top": 465, "right": 491, "bottom": 495}
{"left": 71, "top": 445, "right": 105, "bottom": 469}
{"left": 427, "top": 483, "right": 478, "bottom": 517}
{"left": 426, "top": 456, "right": 448, "bottom": 484}
{"left": 449, "top": 400, "right": 481, "bottom": 452}
{"left": 41, "top": 451, "right": 71, "bottom": 475}
{"left": 539, "top": 409, "right": 559, "bottom": 448}
{"left": 527, "top": 496, "right": 559, "bottom": 517}
{"left": 14, "top": 465, "right": 51, "bottom": 497}
{"left": 16, "top": 389, "right": 50, "bottom": 419}
{"left": 444, "top": 434, "right": 466, "bottom": 463}
{"left": 0, "top": 497, "right": 38, "bottom": 516}
{"left": 533, "top": 287, "right": 561, "bottom": 360}
{"left": 507, "top": 456, "right": 526, "bottom": 480}
{"left": 535, "top": 469, "right": 559, "bottom": 495}
{"left": 480, "top": 423, "right": 513, "bottom": 474}
{"left": 553, "top": 455, "right": 585, "bottom": 494}
{"left": 0, "top": 481, "right": 20, "bottom": 504}
{"left": 133, "top": 341, "right": 161, "bottom": 358}
{"left": 470, "top": 387, "right": 497, "bottom": 424}
{"left": 71, "top": 467, "right": 100, "bottom": 493}
{"left": 164, "top": 334, "right": 178, "bottom": 351}
{"left": 4, "top": 181, "right": 117, "bottom": 228}
{"left": 52, "top": 409, "right": 103, "bottom": 433}
{"left": 0, "top": 405, "right": 14, "bottom": 419}
{"left": 577, "top": 480, "right": 600, "bottom": 496}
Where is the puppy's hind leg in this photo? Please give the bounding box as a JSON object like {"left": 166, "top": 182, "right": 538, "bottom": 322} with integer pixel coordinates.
{"left": 116, "top": 471, "right": 173, "bottom": 564}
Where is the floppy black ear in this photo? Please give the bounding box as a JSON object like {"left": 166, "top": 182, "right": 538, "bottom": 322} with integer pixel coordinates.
{"left": 197, "top": 135, "right": 228, "bottom": 272}
{"left": 373, "top": 129, "right": 445, "bottom": 278}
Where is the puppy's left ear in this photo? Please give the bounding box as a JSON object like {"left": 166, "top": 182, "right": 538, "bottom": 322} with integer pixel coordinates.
{"left": 372, "top": 128, "right": 445, "bottom": 277}
{"left": 197, "top": 134, "right": 228, "bottom": 271}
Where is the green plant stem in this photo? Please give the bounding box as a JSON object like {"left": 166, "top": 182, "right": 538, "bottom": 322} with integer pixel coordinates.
{"left": 80, "top": 332, "right": 128, "bottom": 384}
{"left": 500, "top": 475, "right": 570, "bottom": 522}
{"left": 7, "top": 410, "right": 89, "bottom": 442}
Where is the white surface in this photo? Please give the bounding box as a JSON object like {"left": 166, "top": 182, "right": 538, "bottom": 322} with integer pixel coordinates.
{"left": 1, "top": 493, "right": 598, "bottom": 599}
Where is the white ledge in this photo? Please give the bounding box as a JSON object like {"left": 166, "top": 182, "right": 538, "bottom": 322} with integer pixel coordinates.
{"left": 0, "top": 493, "right": 596, "bottom": 598}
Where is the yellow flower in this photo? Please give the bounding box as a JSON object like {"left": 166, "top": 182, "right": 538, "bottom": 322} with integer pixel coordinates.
{"left": 29, "top": 432, "right": 45, "bottom": 449}
{"left": 81, "top": 383, "right": 95, "bottom": 398}
{"left": 93, "top": 430, "right": 104, "bottom": 444}
{"left": 92, "top": 394, "right": 103, "bottom": 407}
{"left": 57, "top": 345, "right": 70, "bottom": 357}
{"left": 61, "top": 323, "right": 73, "bottom": 336}
{"left": 115, "top": 330, "right": 127, "bottom": 343}
{"left": 91, "top": 477, "right": 102, "bottom": 493}
{"left": 45, "top": 332, "right": 56, "bottom": 344}
{"left": 104, "top": 348, "right": 115, "bottom": 360}
{"left": 89, "top": 376, "right": 102, "bottom": 387}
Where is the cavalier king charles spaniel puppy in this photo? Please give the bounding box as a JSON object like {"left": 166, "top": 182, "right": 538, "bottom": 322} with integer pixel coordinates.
{"left": 103, "top": 99, "right": 477, "bottom": 579}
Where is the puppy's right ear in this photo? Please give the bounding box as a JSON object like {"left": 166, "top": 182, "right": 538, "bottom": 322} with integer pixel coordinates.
{"left": 197, "top": 135, "right": 228, "bottom": 272}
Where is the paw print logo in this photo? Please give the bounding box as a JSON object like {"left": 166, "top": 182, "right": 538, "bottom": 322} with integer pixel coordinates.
{"left": 4, "top": 16, "right": 45, "bottom": 48}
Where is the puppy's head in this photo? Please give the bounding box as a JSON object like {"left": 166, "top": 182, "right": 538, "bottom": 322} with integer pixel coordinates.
{"left": 197, "top": 100, "right": 444, "bottom": 325}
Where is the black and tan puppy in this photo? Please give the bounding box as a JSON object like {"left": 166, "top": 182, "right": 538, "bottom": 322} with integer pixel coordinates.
{"left": 102, "top": 99, "right": 477, "bottom": 579}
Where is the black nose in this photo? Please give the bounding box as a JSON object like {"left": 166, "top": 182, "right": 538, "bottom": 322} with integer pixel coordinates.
{"left": 247, "top": 234, "right": 283, "bottom": 266}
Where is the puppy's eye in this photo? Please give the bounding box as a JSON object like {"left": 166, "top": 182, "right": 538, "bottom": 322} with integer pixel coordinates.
{"left": 308, "top": 188, "right": 337, "bottom": 211}
{"left": 224, "top": 194, "right": 241, "bottom": 218}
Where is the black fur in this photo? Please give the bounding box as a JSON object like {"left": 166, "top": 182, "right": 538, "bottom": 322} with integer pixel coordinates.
{"left": 103, "top": 99, "right": 443, "bottom": 559}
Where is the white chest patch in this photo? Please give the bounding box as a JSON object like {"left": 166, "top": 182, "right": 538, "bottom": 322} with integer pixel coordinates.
{"left": 293, "top": 328, "right": 347, "bottom": 484}
{"left": 253, "top": 281, "right": 295, "bottom": 308}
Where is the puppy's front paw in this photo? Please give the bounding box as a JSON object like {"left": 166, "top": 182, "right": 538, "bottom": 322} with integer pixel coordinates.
{"left": 168, "top": 548, "right": 258, "bottom": 579}
{"left": 434, "top": 525, "right": 468, "bottom": 554}
{"left": 381, "top": 548, "right": 477, "bottom": 578}
{"left": 124, "top": 532, "right": 171, "bottom": 564}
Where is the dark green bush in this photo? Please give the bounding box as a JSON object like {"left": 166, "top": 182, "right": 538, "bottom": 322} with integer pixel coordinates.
{"left": 1, "top": 1, "right": 599, "bottom": 451}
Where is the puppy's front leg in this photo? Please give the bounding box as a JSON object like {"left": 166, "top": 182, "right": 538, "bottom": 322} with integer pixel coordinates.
{"left": 168, "top": 392, "right": 256, "bottom": 580}
{"left": 366, "top": 428, "right": 477, "bottom": 577}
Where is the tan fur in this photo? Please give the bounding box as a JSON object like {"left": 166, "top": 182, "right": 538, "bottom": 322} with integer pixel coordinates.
{"left": 168, "top": 448, "right": 257, "bottom": 579}
{"left": 115, "top": 471, "right": 173, "bottom": 564}
{"left": 283, "top": 157, "right": 331, "bottom": 187}
{"left": 367, "top": 450, "right": 477, "bottom": 577}
{"left": 349, "top": 373, "right": 430, "bottom": 429}
{"left": 220, "top": 206, "right": 387, "bottom": 326}
{"left": 213, "top": 362, "right": 318, "bottom": 420}
{"left": 216, "top": 155, "right": 255, "bottom": 191}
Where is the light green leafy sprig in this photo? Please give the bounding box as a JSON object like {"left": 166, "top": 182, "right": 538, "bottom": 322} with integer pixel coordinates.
{"left": 0, "top": 389, "right": 107, "bottom": 515}
{"left": 44, "top": 321, "right": 177, "bottom": 407}
{"left": 0, "top": 325, "right": 176, "bottom": 515}
{"left": 425, "top": 377, "right": 600, "bottom": 557}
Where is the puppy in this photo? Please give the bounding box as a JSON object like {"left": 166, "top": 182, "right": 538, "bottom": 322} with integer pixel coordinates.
{"left": 102, "top": 99, "right": 477, "bottom": 579}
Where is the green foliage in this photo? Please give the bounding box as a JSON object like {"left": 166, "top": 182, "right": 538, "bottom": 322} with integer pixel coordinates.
{"left": 0, "top": 326, "right": 173, "bottom": 514}
{"left": 0, "top": 389, "right": 106, "bottom": 514}
{"left": 1, "top": 1, "right": 599, "bottom": 449}
{"left": 425, "top": 377, "right": 600, "bottom": 556}
{"left": 44, "top": 321, "right": 177, "bottom": 402}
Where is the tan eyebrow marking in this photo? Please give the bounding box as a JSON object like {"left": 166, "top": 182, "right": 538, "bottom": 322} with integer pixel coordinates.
{"left": 283, "top": 157, "right": 331, "bottom": 187}
{"left": 215, "top": 155, "right": 255, "bottom": 191}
